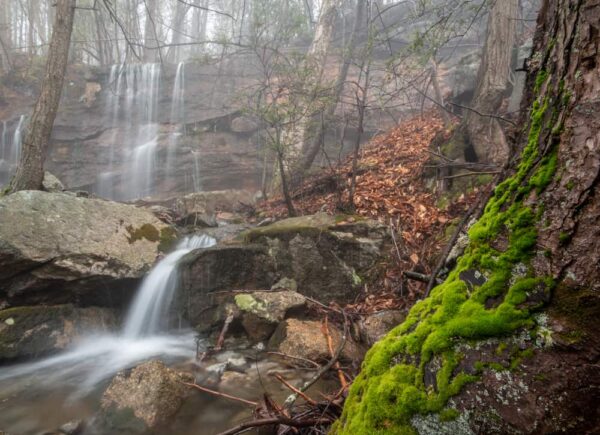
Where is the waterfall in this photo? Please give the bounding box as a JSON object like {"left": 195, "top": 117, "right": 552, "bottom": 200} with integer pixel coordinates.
{"left": 0, "top": 234, "right": 216, "bottom": 392}
{"left": 122, "top": 234, "right": 216, "bottom": 338}
{"left": 0, "top": 115, "right": 26, "bottom": 186}
{"left": 167, "top": 62, "right": 186, "bottom": 178}
{"left": 95, "top": 63, "right": 162, "bottom": 200}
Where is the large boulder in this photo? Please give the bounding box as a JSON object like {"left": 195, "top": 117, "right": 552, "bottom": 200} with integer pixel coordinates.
{"left": 95, "top": 360, "right": 193, "bottom": 434}
{"left": 268, "top": 318, "right": 364, "bottom": 364}
{"left": 0, "top": 191, "right": 176, "bottom": 307}
{"left": 242, "top": 213, "right": 389, "bottom": 303}
{"left": 178, "top": 245, "right": 277, "bottom": 330}
{"left": 0, "top": 304, "right": 117, "bottom": 361}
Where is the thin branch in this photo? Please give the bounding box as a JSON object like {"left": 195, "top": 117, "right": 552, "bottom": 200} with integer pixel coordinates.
{"left": 182, "top": 382, "right": 258, "bottom": 407}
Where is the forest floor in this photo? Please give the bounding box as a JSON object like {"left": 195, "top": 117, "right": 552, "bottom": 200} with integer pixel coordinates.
{"left": 259, "top": 112, "right": 487, "bottom": 314}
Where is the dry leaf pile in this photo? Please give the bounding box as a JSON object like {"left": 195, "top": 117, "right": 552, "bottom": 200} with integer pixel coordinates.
{"left": 260, "top": 113, "right": 485, "bottom": 313}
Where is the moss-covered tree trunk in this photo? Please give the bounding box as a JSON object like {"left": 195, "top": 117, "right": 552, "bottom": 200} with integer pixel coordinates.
{"left": 334, "top": 0, "right": 600, "bottom": 433}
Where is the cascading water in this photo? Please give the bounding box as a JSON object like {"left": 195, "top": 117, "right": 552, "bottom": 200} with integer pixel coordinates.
{"left": 95, "top": 63, "right": 162, "bottom": 200}
{"left": 0, "top": 234, "right": 216, "bottom": 395}
{"left": 123, "top": 234, "right": 215, "bottom": 338}
{"left": 0, "top": 115, "right": 26, "bottom": 186}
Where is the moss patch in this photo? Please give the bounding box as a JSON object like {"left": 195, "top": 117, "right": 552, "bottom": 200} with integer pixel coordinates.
{"left": 158, "top": 227, "right": 178, "bottom": 252}
{"left": 127, "top": 224, "right": 160, "bottom": 244}
{"left": 333, "top": 88, "right": 560, "bottom": 434}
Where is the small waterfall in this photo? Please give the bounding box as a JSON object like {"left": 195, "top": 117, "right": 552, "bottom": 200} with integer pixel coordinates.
{"left": 192, "top": 150, "right": 202, "bottom": 192}
{"left": 0, "top": 115, "right": 26, "bottom": 186}
{"left": 122, "top": 234, "right": 216, "bottom": 338}
{"left": 0, "top": 234, "right": 216, "bottom": 393}
{"left": 166, "top": 62, "right": 186, "bottom": 178}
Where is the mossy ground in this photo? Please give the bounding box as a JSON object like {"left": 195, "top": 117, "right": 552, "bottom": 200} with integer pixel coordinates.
{"left": 333, "top": 74, "right": 560, "bottom": 434}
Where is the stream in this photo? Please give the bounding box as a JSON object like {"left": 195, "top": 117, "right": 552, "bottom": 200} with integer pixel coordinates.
{"left": 0, "top": 235, "right": 329, "bottom": 434}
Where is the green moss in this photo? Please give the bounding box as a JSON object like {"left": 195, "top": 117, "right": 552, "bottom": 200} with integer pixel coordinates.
{"left": 126, "top": 224, "right": 160, "bottom": 244}
{"left": 158, "top": 227, "right": 178, "bottom": 252}
{"left": 558, "top": 232, "right": 571, "bottom": 245}
{"left": 334, "top": 90, "right": 560, "bottom": 434}
{"left": 534, "top": 70, "right": 549, "bottom": 94}
{"left": 439, "top": 408, "right": 460, "bottom": 422}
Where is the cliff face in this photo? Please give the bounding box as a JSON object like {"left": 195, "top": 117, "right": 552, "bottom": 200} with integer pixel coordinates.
{"left": 0, "top": 58, "right": 374, "bottom": 200}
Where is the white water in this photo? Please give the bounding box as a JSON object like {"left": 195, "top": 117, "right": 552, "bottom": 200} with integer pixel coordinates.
{"left": 0, "top": 115, "right": 26, "bottom": 185}
{"left": 0, "top": 234, "right": 216, "bottom": 395}
{"left": 123, "top": 234, "right": 216, "bottom": 338}
{"left": 95, "top": 63, "right": 162, "bottom": 200}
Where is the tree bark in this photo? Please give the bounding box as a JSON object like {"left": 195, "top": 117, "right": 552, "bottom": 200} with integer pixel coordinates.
{"left": 452, "top": 0, "right": 518, "bottom": 165}
{"left": 0, "top": 0, "right": 13, "bottom": 71}
{"left": 335, "top": 0, "right": 600, "bottom": 433}
{"left": 284, "top": 0, "right": 339, "bottom": 155}
{"left": 8, "top": 0, "right": 75, "bottom": 193}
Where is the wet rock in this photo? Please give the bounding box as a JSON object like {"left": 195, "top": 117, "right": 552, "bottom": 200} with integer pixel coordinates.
{"left": 42, "top": 171, "right": 65, "bottom": 192}
{"left": 268, "top": 319, "right": 364, "bottom": 364}
{"left": 360, "top": 310, "right": 406, "bottom": 345}
{"left": 178, "top": 245, "right": 276, "bottom": 330}
{"left": 57, "top": 420, "right": 85, "bottom": 435}
{"left": 242, "top": 213, "right": 389, "bottom": 303}
{"left": 96, "top": 360, "right": 193, "bottom": 434}
{"left": 0, "top": 191, "right": 174, "bottom": 307}
{"left": 234, "top": 291, "right": 306, "bottom": 341}
{"left": 174, "top": 190, "right": 255, "bottom": 227}
{"left": 0, "top": 305, "right": 117, "bottom": 361}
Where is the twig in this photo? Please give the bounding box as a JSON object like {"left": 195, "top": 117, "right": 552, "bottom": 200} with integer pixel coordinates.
{"left": 216, "top": 417, "right": 332, "bottom": 435}
{"left": 448, "top": 102, "right": 517, "bottom": 126}
{"left": 182, "top": 382, "right": 258, "bottom": 407}
{"left": 267, "top": 352, "right": 321, "bottom": 368}
{"left": 215, "top": 310, "right": 234, "bottom": 351}
{"left": 404, "top": 270, "right": 442, "bottom": 284}
{"left": 323, "top": 317, "right": 348, "bottom": 390}
{"left": 441, "top": 170, "right": 500, "bottom": 180}
{"left": 274, "top": 374, "right": 318, "bottom": 406}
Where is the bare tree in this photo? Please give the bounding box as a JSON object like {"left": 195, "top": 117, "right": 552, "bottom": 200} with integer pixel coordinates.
{"left": 8, "top": 0, "right": 76, "bottom": 193}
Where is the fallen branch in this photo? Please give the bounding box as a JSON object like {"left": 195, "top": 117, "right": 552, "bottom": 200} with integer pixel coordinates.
{"left": 267, "top": 351, "right": 321, "bottom": 368}
{"left": 182, "top": 382, "right": 258, "bottom": 407}
{"left": 324, "top": 316, "right": 348, "bottom": 390}
{"left": 284, "top": 311, "right": 349, "bottom": 410}
{"left": 274, "top": 373, "right": 318, "bottom": 406}
{"left": 214, "top": 310, "right": 234, "bottom": 351}
{"left": 404, "top": 270, "right": 442, "bottom": 284}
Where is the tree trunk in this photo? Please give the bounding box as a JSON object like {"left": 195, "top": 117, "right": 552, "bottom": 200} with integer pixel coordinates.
{"left": 8, "top": 0, "right": 75, "bottom": 193}
{"left": 284, "top": 0, "right": 339, "bottom": 155}
{"left": 0, "top": 0, "right": 13, "bottom": 71}
{"left": 334, "top": 0, "right": 600, "bottom": 433}
{"left": 143, "top": 0, "right": 159, "bottom": 62}
{"left": 166, "top": 0, "right": 189, "bottom": 63}
{"left": 452, "top": 0, "right": 518, "bottom": 165}
{"left": 298, "top": 0, "right": 365, "bottom": 177}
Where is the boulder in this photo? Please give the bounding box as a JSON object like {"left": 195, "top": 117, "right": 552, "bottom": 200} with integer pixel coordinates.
{"left": 42, "top": 171, "right": 65, "bottom": 192}
{"left": 242, "top": 213, "right": 389, "bottom": 303}
{"left": 359, "top": 310, "right": 406, "bottom": 345}
{"left": 268, "top": 319, "right": 364, "bottom": 364}
{"left": 234, "top": 290, "right": 306, "bottom": 341}
{"left": 178, "top": 245, "right": 277, "bottom": 331}
{"left": 96, "top": 360, "right": 193, "bottom": 434}
{"left": 0, "top": 191, "right": 176, "bottom": 307}
{"left": 174, "top": 190, "right": 255, "bottom": 226}
{"left": 0, "top": 304, "right": 117, "bottom": 361}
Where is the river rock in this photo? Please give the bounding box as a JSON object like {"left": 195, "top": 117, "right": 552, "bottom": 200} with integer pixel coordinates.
{"left": 42, "top": 171, "right": 65, "bottom": 192}
{"left": 359, "top": 310, "right": 406, "bottom": 345}
{"left": 268, "top": 318, "right": 364, "bottom": 364}
{"left": 0, "top": 191, "right": 176, "bottom": 307}
{"left": 96, "top": 360, "right": 193, "bottom": 434}
{"left": 234, "top": 290, "right": 306, "bottom": 341}
{"left": 0, "top": 304, "right": 117, "bottom": 361}
{"left": 174, "top": 190, "right": 255, "bottom": 226}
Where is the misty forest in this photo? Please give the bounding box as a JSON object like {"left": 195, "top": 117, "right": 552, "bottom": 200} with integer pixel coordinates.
{"left": 0, "top": 0, "right": 598, "bottom": 434}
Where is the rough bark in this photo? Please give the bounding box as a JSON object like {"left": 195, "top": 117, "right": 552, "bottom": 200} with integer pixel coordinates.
{"left": 8, "top": 0, "right": 76, "bottom": 193}
{"left": 143, "top": 0, "right": 159, "bottom": 62}
{"left": 452, "top": 0, "right": 518, "bottom": 165}
{"left": 334, "top": 0, "right": 600, "bottom": 433}
{"left": 283, "top": 0, "right": 339, "bottom": 155}
{"left": 0, "top": 0, "right": 13, "bottom": 71}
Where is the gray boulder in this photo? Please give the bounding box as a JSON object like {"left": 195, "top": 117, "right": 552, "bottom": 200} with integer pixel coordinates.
{"left": 0, "top": 191, "right": 176, "bottom": 307}
{"left": 42, "top": 171, "right": 65, "bottom": 192}
{"left": 95, "top": 360, "right": 193, "bottom": 434}
{"left": 174, "top": 190, "right": 254, "bottom": 227}
{"left": 0, "top": 304, "right": 117, "bottom": 361}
